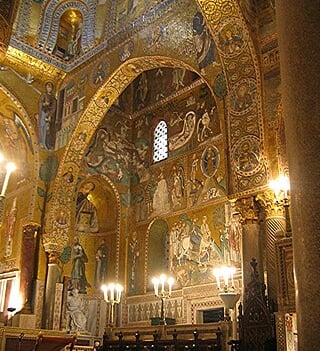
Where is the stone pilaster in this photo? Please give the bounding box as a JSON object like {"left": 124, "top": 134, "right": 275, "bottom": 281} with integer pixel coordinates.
{"left": 277, "top": 1, "right": 320, "bottom": 349}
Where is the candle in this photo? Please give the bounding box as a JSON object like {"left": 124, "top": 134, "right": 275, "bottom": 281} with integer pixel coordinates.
{"left": 223, "top": 273, "right": 229, "bottom": 287}
{"left": 168, "top": 277, "right": 174, "bottom": 296}
{"left": 213, "top": 268, "right": 221, "bottom": 290}
{"left": 116, "top": 284, "right": 123, "bottom": 302}
{"left": 116, "top": 285, "right": 119, "bottom": 302}
{"left": 160, "top": 274, "right": 166, "bottom": 294}
{"left": 109, "top": 283, "right": 115, "bottom": 301}
{"left": 101, "top": 284, "right": 108, "bottom": 302}
{"left": 221, "top": 265, "right": 232, "bottom": 289}
{"left": 152, "top": 278, "right": 159, "bottom": 296}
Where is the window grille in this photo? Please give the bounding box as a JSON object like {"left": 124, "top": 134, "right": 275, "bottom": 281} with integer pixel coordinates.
{"left": 153, "top": 120, "right": 168, "bottom": 163}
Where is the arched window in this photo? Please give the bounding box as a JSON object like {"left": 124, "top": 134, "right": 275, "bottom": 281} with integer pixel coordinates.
{"left": 153, "top": 120, "right": 168, "bottom": 163}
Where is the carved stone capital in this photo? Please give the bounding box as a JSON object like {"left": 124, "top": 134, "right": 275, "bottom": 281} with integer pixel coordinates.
{"left": 47, "top": 250, "right": 61, "bottom": 265}
{"left": 42, "top": 234, "right": 65, "bottom": 259}
{"left": 256, "top": 190, "right": 285, "bottom": 217}
{"left": 23, "top": 222, "right": 40, "bottom": 237}
{"left": 42, "top": 225, "right": 69, "bottom": 257}
{"left": 236, "top": 196, "right": 259, "bottom": 224}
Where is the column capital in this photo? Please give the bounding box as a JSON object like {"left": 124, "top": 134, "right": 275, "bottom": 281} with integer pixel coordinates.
{"left": 256, "top": 191, "right": 285, "bottom": 218}
{"left": 47, "top": 250, "right": 61, "bottom": 265}
{"left": 236, "top": 196, "right": 259, "bottom": 225}
{"left": 23, "top": 222, "right": 40, "bottom": 236}
{"left": 42, "top": 232, "right": 65, "bottom": 261}
{"left": 42, "top": 227, "right": 69, "bottom": 257}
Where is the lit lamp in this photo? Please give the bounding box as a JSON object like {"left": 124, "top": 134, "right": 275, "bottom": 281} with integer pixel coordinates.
{"left": 0, "top": 153, "right": 16, "bottom": 222}
{"left": 214, "top": 266, "right": 240, "bottom": 339}
{"left": 101, "top": 283, "right": 123, "bottom": 327}
{"left": 152, "top": 274, "right": 174, "bottom": 325}
{"left": 268, "top": 174, "right": 290, "bottom": 204}
{"left": 269, "top": 174, "right": 291, "bottom": 234}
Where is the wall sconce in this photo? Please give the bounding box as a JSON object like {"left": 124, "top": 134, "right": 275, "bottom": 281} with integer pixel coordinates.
{"left": 213, "top": 266, "right": 240, "bottom": 339}
{"left": 214, "top": 265, "right": 236, "bottom": 293}
{"left": 152, "top": 274, "right": 174, "bottom": 325}
{"left": 0, "top": 153, "right": 16, "bottom": 223}
{"left": 269, "top": 174, "right": 291, "bottom": 234}
{"left": 101, "top": 283, "right": 123, "bottom": 327}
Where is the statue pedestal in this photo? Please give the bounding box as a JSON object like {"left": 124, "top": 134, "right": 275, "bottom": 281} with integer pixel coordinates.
{"left": 12, "top": 313, "right": 36, "bottom": 329}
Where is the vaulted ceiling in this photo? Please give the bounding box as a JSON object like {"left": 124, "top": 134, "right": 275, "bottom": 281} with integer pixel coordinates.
{"left": 0, "top": 1, "right": 273, "bottom": 76}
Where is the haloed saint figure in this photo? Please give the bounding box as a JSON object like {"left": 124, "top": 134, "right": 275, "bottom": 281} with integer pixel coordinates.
{"left": 94, "top": 239, "right": 108, "bottom": 288}
{"left": 38, "top": 81, "right": 57, "bottom": 150}
{"left": 75, "top": 182, "right": 99, "bottom": 233}
{"left": 71, "top": 236, "right": 90, "bottom": 294}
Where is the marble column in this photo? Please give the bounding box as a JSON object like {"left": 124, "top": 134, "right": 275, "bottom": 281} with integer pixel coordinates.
{"left": 264, "top": 213, "right": 286, "bottom": 310}
{"left": 42, "top": 251, "right": 62, "bottom": 329}
{"left": 21, "top": 223, "right": 40, "bottom": 313}
{"left": 237, "top": 197, "right": 263, "bottom": 292}
{"left": 257, "top": 192, "right": 287, "bottom": 311}
{"left": 276, "top": 1, "right": 320, "bottom": 349}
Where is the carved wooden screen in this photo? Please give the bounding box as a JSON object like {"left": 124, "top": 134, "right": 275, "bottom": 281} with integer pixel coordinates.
{"left": 239, "top": 258, "right": 274, "bottom": 351}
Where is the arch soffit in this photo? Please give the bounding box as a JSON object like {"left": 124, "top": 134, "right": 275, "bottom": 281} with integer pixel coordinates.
{"left": 197, "top": 0, "right": 267, "bottom": 193}
{"left": 46, "top": 0, "right": 265, "bottom": 252}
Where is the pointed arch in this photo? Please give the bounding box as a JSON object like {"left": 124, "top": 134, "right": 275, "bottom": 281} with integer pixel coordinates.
{"left": 46, "top": 0, "right": 268, "bottom": 254}
{"left": 46, "top": 56, "right": 209, "bottom": 254}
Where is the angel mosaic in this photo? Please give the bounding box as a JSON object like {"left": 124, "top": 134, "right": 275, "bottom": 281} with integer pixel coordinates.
{"left": 169, "top": 111, "right": 196, "bottom": 151}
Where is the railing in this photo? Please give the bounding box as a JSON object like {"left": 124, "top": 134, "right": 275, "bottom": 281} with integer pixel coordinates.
{"left": 68, "top": 346, "right": 93, "bottom": 351}
{"left": 227, "top": 340, "right": 241, "bottom": 351}
{"left": 101, "top": 324, "right": 224, "bottom": 351}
